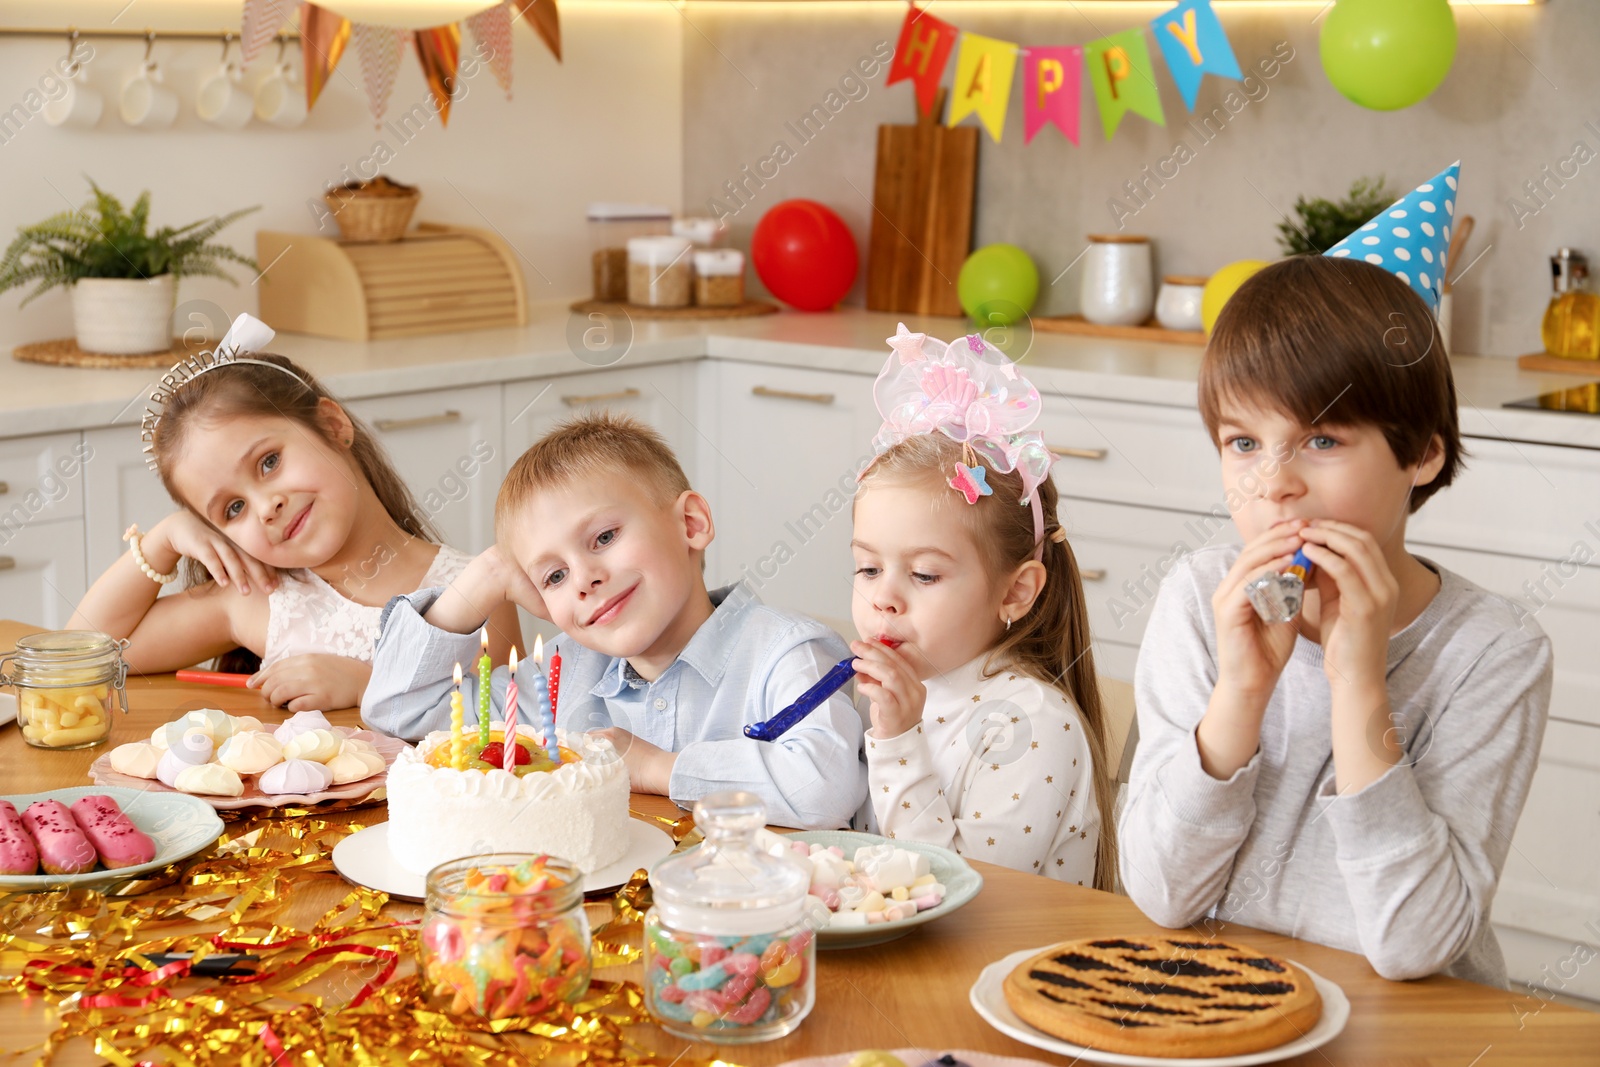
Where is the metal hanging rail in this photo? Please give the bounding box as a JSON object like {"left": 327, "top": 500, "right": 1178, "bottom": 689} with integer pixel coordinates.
{"left": 0, "top": 26, "right": 299, "bottom": 41}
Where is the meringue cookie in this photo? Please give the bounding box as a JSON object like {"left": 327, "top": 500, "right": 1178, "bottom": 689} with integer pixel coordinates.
{"left": 258, "top": 759, "right": 333, "bottom": 796}
{"left": 282, "top": 728, "right": 341, "bottom": 764}
{"left": 179, "top": 708, "right": 236, "bottom": 744}
{"left": 337, "top": 737, "right": 381, "bottom": 760}
{"left": 109, "top": 742, "right": 162, "bottom": 780}
{"left": 325, "top": 746, "right": 385, "bottom": 785}
{"left": 217, "top": 731, "right": 285, "bottom": 775}
{"left": 150, "top": 725, "right": 171, "bottom": 750}
{"left": 173, "top": 762, "right": 245, "bottom": 797}
{"left": 230, "top": 714, "right": 267, "bottom": 734}
{"left": 273, "top": 710, "right": 333, "bottom": 744}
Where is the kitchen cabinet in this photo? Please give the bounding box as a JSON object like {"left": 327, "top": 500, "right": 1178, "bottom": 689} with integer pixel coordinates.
{"left": 502, "top": 363, "right": 698, "bottom": 478}
{"left": 697, "top": 360, "right": 881, "bottom": 623}
{"left": 0, "top": 518, "right": 86, "bottom": 630}
{"left": 82, "top": 426, "right": 177, "bottom": 588}
{"left": 345, "top": 384, "right": 504, "bottom": 555}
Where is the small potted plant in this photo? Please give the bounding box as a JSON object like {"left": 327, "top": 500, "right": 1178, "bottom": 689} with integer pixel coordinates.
{"left": 0, "top": 180, "right": 258, "bottom": 355}
{"left": 1276, "top": 176, "right": 1395, "bottom": 256}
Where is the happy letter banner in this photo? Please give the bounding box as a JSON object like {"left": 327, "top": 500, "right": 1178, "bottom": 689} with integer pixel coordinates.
{"left": 885, "top": 5, "right": 959, "bottom": 118}
{"left": 1085, "top": 27, "right": 1166, "bottom": 140}
{"left": 948, "top": 31, "right": 1018, "bottom": 142}
{"left": 885, "top": 0, "right": 1237, "bottom": 146}
{"left": 1023, "top": 45, "right": 1082, "bottom": 145}
{"left": 1151, "top": 0, "right": 1242, "bottom": 111}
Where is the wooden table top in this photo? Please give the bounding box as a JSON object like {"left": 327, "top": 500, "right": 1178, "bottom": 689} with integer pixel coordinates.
{"left": 1, "top": 620, "right": 1596, "bottom": 1066}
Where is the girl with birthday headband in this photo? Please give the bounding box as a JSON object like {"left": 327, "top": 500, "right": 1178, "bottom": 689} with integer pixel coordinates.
{"left": 68, "top": 313, "right": 521, "bottom": 712}
{"left": 849, "top": 324, "right": 1116, "bottom": 889}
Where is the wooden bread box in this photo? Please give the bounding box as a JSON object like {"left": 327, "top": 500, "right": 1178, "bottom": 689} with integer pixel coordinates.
{"left": 255, "top": 223, "right": 528, "bottom": 341}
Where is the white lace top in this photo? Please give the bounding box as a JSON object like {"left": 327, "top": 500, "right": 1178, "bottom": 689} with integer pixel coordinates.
{"left": 260, "top": 544, "right": 473, "bottom": 670}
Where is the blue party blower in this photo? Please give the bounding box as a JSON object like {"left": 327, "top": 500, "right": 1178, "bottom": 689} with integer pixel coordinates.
{"left": 745, "top": 638, "right": 900, "bottom": 742}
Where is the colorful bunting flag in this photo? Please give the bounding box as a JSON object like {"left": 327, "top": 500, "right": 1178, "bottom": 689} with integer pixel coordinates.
{"left": 299, "top": 2, "right": 351, "bottom": 112}
{"left": 1022, "top": 45, "right": 1082, "bottom": 145}
{"left": 241, "top": 0, "right": 295, "bottom": 64}
{"left": 1085, "top": 27, "right": 1166, "bottom": 140}
{"left": 947, "top": 32, "right": 1018, "bottom": 142}
{"left": 512, "top": 0, "right": 562, "bottom": 62}
{"left": 1150, "top": 0, "right": 1242, "bottom": 111}
{"left": 414, "top": 22, "right": 462, "bottom": 126}
{"left": 352, "top": 23, "right": 406, "bottom": 126}
{"left": 885, "top": 5, "right": 958, "bottom": 119}
{"left": 468, "top": 1, "right": 515, "bottom": 97}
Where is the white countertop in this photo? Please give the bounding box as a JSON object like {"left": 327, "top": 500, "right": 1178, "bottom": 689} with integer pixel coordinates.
{"left": 5, "top": 301, "right": 1599, "bottom": 450}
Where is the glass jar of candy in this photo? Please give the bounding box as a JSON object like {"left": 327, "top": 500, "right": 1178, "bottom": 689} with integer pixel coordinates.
{"left": 1, "top": 630, "right": 128, "bottom": 750}
{"left": 420, "top": 854, "right": 592, "bottom": 1020}
{"left": 588, "top": 203, "right": 671, "bottom": 302}
{"left": 644, "top": 791, "right": 815, "bottom": 1043}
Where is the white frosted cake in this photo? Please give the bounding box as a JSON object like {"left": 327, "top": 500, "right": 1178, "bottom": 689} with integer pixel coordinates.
{"left": 386, "top": 726, "right": 630, "bottom": 877}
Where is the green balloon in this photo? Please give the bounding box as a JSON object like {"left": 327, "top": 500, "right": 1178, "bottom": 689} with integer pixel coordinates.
{"left": 1321, "top": 0, "right": 1457, "bottom": 111}
{"left": 958, "top": 244, "right": 1039, "bottom": 328}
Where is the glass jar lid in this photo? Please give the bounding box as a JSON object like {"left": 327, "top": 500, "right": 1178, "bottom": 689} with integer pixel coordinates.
{"left": 649, "top": 791, "right": 810, "bottom": 936}
{"left": 2, "top": 630, "right": 128, "bottom": 688}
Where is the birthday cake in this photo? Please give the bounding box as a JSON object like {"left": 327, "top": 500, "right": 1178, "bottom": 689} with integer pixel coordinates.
{"left": 385, "top": 726, "right": 631, "bottom": 877}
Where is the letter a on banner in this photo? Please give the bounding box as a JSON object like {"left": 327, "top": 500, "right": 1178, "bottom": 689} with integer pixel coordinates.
{"left": 1085, "top": 27, "right": 1165, "bottom": 139}
{"left": 886, "top": 5, "right": 958, "bottom": 118}
{"left": 947, "top": 31, "right": 1018, "bottom": 142}
{"left": 1023, "top": 45, "right": 1082, "bottom": 145}
{"left": 1151, "top": 0, "right": 1242, "bottom": 111}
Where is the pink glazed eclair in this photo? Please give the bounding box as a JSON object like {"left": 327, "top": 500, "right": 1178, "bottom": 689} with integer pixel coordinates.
{"left": 0, "top": 800, "right": 40, "bottom": 875}
{"left": 70, "top": 795, "right": 156, "bottom": 869}
{"left": 21, "top": 800, "right": 97, "bottom": 875}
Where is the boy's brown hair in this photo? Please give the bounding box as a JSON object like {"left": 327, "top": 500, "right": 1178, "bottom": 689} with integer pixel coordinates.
{"left": 1199, "top": 255, "right": 1464, "bottom": 512}
{"left": 495, "top": 411, "right": 691, "bottom": 542}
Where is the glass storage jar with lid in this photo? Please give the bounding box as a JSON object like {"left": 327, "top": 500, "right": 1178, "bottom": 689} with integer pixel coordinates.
{"left": 644, "top": 791, "right": 815, "bottom": 1043}
{"left": 588, "top": 203, "right": 671, "bottom": 302}
{"left": 1, "top": 630, "right": 129, "bottom": 749}
{"left": 627, "top": 235, "right": 693, "bottom": 308}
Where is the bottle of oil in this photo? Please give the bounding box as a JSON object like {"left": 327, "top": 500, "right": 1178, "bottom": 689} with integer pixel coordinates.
{"left": 1541, "top": 248, "right": 1600, "bottom": 359}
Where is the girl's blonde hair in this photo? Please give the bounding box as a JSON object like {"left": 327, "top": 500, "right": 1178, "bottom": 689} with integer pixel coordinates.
{"left": 858, "top": 434, "right": 1118, "bottom": 891}
{"left": 148, "top": 353, "right": 438, "bottom": 670}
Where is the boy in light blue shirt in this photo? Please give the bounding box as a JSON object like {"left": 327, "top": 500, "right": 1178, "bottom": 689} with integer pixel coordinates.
{"left": 363, "top": 412, "right": 865, "bottom": 830}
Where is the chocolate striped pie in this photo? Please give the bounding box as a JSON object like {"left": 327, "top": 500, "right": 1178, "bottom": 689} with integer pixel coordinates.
{"left": 1002, "top": 936, "right": 1322, "bottom": 1057}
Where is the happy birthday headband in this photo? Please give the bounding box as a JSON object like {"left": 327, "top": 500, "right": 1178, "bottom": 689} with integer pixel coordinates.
{"left": 139, "top": 313, "right": 308, "bottom": 472}
{"left": 870, "top": 323, "right": 1057, "bottom": 560}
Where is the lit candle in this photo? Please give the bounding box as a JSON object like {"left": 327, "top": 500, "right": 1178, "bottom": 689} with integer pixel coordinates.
{"left": 449, "top": 662, "right": 465, "bottom": 771}
{"left": 477, "top": 627, "right": 492, "bottom": 748}
{"left": 532, "top": 634, "right": 559, "bottom": 763}
{"left": 548, "top": 646, "right": 562, "bottom": 726}
{"left": 503, "top": 645, "right": 520, "bottom": 773}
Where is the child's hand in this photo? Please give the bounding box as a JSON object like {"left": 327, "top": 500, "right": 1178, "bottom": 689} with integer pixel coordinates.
{"left": 851, "top": 640, "right": 926, "bottom": 739}
{"left": 1298, "top": 520, "right": 1398, "bottom": 693}
{"left": 591, "top": 727, "right": 676, "bottom": 795}
{"left": 148, "top": 512, "right": 277, "bottom": 595}
{"left": 248, "top": 653, "right": 372, "bottom": 712}
{"left": 1211, "top": 520, "right": 1306, "bottom": 705}
{"left": 428, "top": 545, "right": 546, "bottom": 633}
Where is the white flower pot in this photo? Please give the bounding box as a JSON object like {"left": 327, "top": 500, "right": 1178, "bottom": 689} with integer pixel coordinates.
{"left": 71, "top": 275, "right": 175, "bottom": 355}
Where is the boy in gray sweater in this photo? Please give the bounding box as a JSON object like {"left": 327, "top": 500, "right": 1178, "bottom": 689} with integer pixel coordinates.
{"left": 1120, "top": 255, "right": 1552, "bottom": 988}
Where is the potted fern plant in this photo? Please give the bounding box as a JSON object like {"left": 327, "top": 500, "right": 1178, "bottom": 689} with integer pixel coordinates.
{"left": 1276, "top": 176, "right": 1395, "bottom": 256}
{"left": 0, "top": 181, "right": 258, "bottom": 355}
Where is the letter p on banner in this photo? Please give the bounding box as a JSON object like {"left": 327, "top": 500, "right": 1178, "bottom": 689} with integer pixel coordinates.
{"left": 1023, "top": 45, "right": 1082, "bottom": 145}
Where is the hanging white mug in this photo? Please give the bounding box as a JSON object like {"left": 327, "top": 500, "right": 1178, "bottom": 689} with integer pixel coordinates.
{"left": 120, "top": 60, "right": 177, "bottom": 128}
{"left": 197, "top": 59, "right": 251, "bottom": 128}
{"left": 254, "top": 61, "right": 307, "bottom": 128}
{"left": 42, "top": 60, "right": 103, "bottom": 128}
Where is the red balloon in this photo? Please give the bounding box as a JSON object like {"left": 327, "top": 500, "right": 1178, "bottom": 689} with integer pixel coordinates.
{"left": 750, "top": 200, "right": 859, "bottom": 311}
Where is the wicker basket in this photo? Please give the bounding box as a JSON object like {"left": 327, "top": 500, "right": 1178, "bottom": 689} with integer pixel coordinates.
{"left": 323, "top": 186, "right": 421, "bottom": 243}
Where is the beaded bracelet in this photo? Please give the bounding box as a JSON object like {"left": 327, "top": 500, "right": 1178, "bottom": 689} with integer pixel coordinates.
{"left": 123, "top": 525, "right": 178, "bottom": 585}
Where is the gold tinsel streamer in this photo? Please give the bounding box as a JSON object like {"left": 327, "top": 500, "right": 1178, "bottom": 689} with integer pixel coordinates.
{"left": 0, "top": 813, "right": 736, "bottom": 1067}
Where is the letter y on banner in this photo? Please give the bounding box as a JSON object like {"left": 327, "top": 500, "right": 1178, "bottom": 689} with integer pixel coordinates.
{"left": 1151, "top": 0, "right": 1242, "bottom": 112}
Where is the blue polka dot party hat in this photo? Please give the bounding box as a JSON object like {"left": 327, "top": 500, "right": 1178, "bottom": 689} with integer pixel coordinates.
{"left": 1325, "top": 161, "right": 1460, "bottom": 314}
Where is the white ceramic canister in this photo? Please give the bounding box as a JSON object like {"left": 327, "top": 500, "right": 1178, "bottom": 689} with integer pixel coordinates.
{"left": 1080, "top": 234, "right": 1154, "bottom": 327}
{"left": 1154, "top": 274, "right": 1208, "bottom": 332}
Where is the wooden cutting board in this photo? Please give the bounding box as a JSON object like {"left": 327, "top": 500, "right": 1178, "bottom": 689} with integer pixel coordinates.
{"left": 866, "top": 89, "right": 977, "bottom": 318}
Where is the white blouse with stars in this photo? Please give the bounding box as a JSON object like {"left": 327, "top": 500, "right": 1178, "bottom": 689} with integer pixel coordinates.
{"left": 863, "top": 654, "right": 1101, "bottom": 885}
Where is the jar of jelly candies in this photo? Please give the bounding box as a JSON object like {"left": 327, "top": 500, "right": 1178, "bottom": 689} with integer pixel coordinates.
{"left": 420, "top": 854, "right": 592, "bottom": 1021}
{"left": 644, "top": 791, "right": 815, "bottom": 1043}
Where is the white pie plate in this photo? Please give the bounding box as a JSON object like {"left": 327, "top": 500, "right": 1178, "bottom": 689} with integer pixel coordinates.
{"left": 0, "top": 692, "right": 16, "bottom": 727}
{"left": 332, "top": 818, "right": 674, "bottom": 901}
{"left": 0, "top": 785, "right": 225, "bottom": 890}
{"left": 969, "top": 946, "right": 1350, "bottom": 1066}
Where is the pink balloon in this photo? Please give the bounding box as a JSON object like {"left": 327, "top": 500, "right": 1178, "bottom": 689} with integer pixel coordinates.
{"left": 751, "top": 200, "right": 859, "bottom": 311}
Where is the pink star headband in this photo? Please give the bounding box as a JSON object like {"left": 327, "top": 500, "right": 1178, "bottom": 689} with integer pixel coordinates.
{"left": 870, "top": 323, "right": 1057, "bottom": 560}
